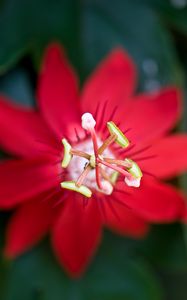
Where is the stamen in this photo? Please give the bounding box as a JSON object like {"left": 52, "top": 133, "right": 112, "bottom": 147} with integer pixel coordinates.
{"left": 124, "top": 159, "right": 143, "bottom": 187}
{"left": 98, "top": 133, "right": 117, "bottom": 154}
{"left": 61, "top": 139, "right": 72, "bottom": 168}
{"left": 107, "top": 121, "right": 129, "bottom": 148}
{"left": 110, "top": 171, "right": 119, "bottom": 184}
{"left": 61, "top": 181, "right": 92, "bottom": 198}
{"left": 125, "top": 159, "right": 143, "bottom": 178}
{"left": 70, "top": 149, "right": 91, "bottom": 160}
{"left": 98, "top": 158, "right": 130, "bottom": 177}
{"left": 104, "top": 158, "right": 132, "bottom": 168}
{"left": 90, "top": 154, "right": 96, "bottom": 168}
{"left": 75, "top": 164, "right": 91, "bottom": 187}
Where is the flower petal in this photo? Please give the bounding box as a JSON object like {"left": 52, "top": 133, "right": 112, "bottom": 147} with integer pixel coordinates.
{"left": 0, "top": 158, "right": 60, "bottom": 208}
{"left": 0, "top": 96, "right": 55, "bottom": 157}
{"left": 102, "top": 196, "right": 149, "bottom": 238}
{"left": 81, "top": 48, "right": 136, "bottom": 124}
{"left": 118, "top": 87, "right": 182, "bottom": 145}
{"left": 4, "top": 199, "right": 55, "bottom": 258}
{"left": 114, "top": 177, "right": 185, "bottom": 222}
{"left": 37, "top": 43, "right": 81, "bottom": 137}
{"left": 138, "top": 134, "right": 187, "bottom": 179}
{"left": 52, "top": 194, "right": 102, "bottom": 277}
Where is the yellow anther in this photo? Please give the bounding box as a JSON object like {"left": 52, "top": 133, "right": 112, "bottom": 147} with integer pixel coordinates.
{"left": 125, "top": 159, "right": 143, "bottom": 179}
{"left": 107, "top": 121, "right": 129, "bottom": 148}
{"left": 60, "top": 181, "right": 92, "bottom": 198}
{"left": 61, "top": 138, "right": 72, "bottom": 168}
{"left": 110, "top": 171, "right": 119, "bottom": 184}
{"left": 90, "top": 154, "right": 96, "bottom": 168}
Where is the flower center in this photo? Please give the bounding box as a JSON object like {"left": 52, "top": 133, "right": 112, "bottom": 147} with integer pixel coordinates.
{"left": 67, "top": 138, "right": 115, "bottom": 191}
{"left": 60, "top": 113, "right": 143, "bottom": 198}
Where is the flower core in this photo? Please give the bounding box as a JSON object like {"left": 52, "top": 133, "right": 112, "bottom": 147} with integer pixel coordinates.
{"left": 61, "top": 113, "right": 143, "bottom": 197}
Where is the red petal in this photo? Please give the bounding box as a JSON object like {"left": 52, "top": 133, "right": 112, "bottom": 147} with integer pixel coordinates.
{"left": 37, "top": 43, "right": 81, "bottom": 138}
{"left": 0, "top": 158, "right": 60, "bottom": 208}
{"left": 102, "top": 197, "right": 149, "bottom": 238}
{"left": 0, "top": 96, "right": 55, "bottom": 157}
{"left": 4, "top": 200, "right": 55, "bottom": 258}
{"left": 138, "top": 134, "right": 187, "bottom": 179}
{"left": 52, "top": 195, "right": 102, "bottom": 277}
{"left": 118, "top": 87, "right": 182, "bottom": 145}
{"left": 81, "top": 48, "right": 136, "bottom": 124}
{"left": 114, "top": 178, "right": 185, "bottom": 222}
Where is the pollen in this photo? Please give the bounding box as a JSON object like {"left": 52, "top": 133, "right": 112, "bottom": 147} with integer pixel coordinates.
{"left": 60, "top": 113, "right": 143, "bottom": 197}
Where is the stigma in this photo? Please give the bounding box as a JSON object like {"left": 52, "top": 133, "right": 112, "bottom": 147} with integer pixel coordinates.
{"left": 60, "top": 113, "right": 143, "bottom": 197}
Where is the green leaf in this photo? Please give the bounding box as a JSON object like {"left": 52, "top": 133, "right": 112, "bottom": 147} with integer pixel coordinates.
{"left": 81, "top": 0, "right": 183, "bottom": 88}
{"left": 159, "top": 269, "right": 187, "bottom": 300}
{"left": 136, "top": 224, "right": 187, "bottom": 272}
{"left": 0, "top": 0, "right": 80, "bottom": 73}
{"left": 143, "top": 0, "right": 187, "bottom": 36}
{"left": 1, "top": 235, "right": 163, "bottom": 300}
{"left": 0, "top": 69, "right": 35, "bottom": 106}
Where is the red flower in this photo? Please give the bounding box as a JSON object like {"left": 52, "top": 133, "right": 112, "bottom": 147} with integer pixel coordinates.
{"left": 0, "top": 43, "right": 187, "bottom": 277}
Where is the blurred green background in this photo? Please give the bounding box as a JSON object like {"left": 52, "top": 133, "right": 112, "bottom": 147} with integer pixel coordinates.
{"left": 0, "top": 0, "right": 187, "bottom": 299}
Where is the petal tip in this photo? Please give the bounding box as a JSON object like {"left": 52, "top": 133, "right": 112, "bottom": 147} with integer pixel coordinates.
{"left": 107, "top": 46, "right": 136, "bottom": 72}
{"left": 45, "top": 42, "right": 64, "bottom": 56}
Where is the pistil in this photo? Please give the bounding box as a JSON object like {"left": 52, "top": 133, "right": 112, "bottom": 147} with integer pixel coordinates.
{"left": 81, "top": 113, "right": 102, "bottom": 189}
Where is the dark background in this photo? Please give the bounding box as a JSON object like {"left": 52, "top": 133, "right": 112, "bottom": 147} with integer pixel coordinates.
{"left": 0, "top": 0, "right": 187, "bottom": 299}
